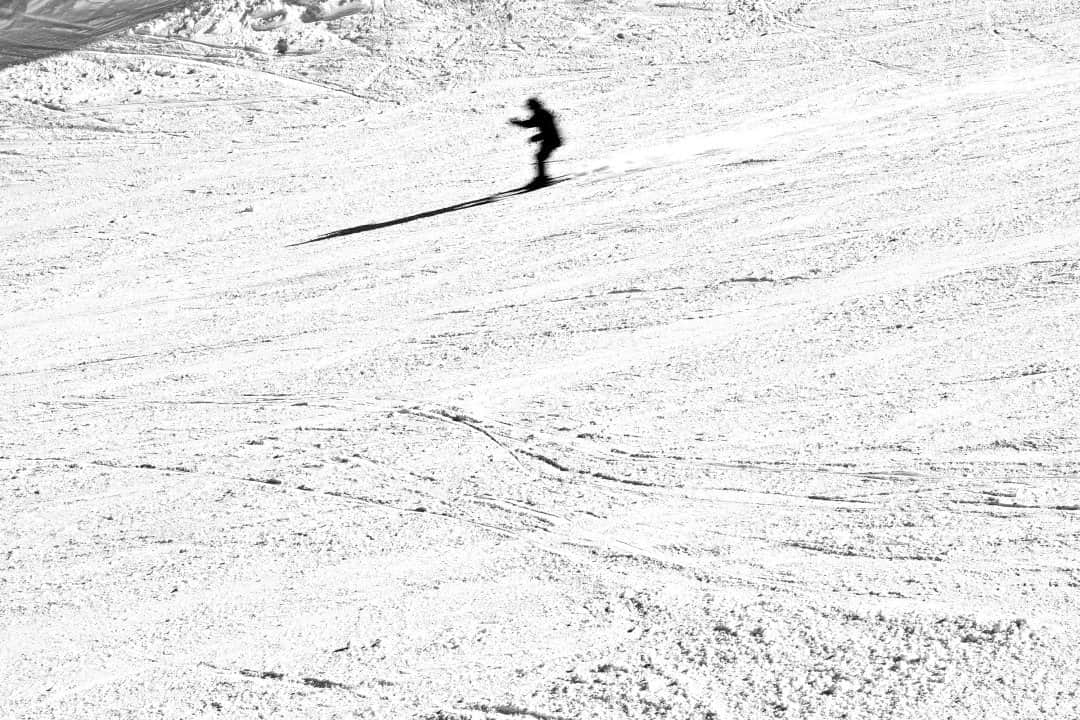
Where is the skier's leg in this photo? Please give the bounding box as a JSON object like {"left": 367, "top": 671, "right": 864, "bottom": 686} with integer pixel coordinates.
{"left": 535, "top": 145, "right": 553, "bottom": 184}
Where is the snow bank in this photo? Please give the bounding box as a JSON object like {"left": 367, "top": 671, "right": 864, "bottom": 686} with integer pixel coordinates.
{"left": 0, "top": 0, "right": 191, "bottom": 64}
{"left": 0, "top": 0, "right": 385, "bottom": 66}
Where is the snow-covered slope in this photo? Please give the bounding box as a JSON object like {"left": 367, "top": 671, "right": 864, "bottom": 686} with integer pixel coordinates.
{"left": 0, "top": 0, "right": 189, "bottom": 65}
{"left": 4, "top": 1, "right": 1080, "bottom": 718}
{"left": 0, "top": 0, "right": 383, "bottom": 66}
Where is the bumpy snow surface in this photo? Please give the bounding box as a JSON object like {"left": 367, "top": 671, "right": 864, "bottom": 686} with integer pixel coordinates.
{"left": 3, "top": 0, "right": 1080, "bottom": 718}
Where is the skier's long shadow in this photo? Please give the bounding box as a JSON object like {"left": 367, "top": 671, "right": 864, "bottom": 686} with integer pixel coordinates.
{"left": 290, "top": 177, "right": 567, "bottom": 247}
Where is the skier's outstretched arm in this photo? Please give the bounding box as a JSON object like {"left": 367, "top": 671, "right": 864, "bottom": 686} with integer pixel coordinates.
{"left": 509, "top": 117, "right": 537, "bottom": 127}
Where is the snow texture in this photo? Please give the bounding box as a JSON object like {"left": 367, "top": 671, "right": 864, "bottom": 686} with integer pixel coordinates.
{"left": 3, "top": 0, "right": 1080, "bottom": 718}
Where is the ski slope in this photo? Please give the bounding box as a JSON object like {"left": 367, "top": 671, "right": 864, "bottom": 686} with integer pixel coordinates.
{"left": 0, "top": 0, "right": 190, "bottom": 65}
{"left": 3, "top": 1, "right": 1080, "bottom": 717}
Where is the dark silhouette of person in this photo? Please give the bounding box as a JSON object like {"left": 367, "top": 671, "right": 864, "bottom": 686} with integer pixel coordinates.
{"left": 509, "top": 97, "right": 562, "bottom": 189}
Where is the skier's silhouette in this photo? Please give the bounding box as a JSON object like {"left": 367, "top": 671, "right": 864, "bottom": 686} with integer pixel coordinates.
{"left": 509, "top": 97, "right": 562, "bottom": 189}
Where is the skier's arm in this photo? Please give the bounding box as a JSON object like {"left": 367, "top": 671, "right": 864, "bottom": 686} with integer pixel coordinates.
{"left": 509, "top": 116, "right": 538, "bottom": 127}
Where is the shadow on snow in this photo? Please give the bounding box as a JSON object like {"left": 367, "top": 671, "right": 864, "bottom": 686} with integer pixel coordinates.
{"left": 290, "top": 177, "right": 568, "bottom": 247}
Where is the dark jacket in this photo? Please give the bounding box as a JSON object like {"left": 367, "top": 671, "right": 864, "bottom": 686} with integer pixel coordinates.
{"left": 512, "top": 107, "right": 562, "bottom": 149}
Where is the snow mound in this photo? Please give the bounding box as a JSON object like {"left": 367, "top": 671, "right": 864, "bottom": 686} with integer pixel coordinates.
{"left": 248, "top": 0, "right": 385, "bottom": 30}
{"left": 131, "top": 0, "right": 388, "bottom": 54}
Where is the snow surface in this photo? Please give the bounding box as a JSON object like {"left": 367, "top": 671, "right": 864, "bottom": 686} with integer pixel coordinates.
{"left": 0, "top": 0, "right": 386, "bottom": 66}
{"left": 3, "top": 0, "right": 1080, "bottom": 718}
{"left": 0, "top": 0, "right": 190, "bottom": 65}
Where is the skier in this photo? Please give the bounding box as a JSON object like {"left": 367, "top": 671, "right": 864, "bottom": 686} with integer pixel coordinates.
{"left": 509, "top": 97, "right": 562, "bottom": 189}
